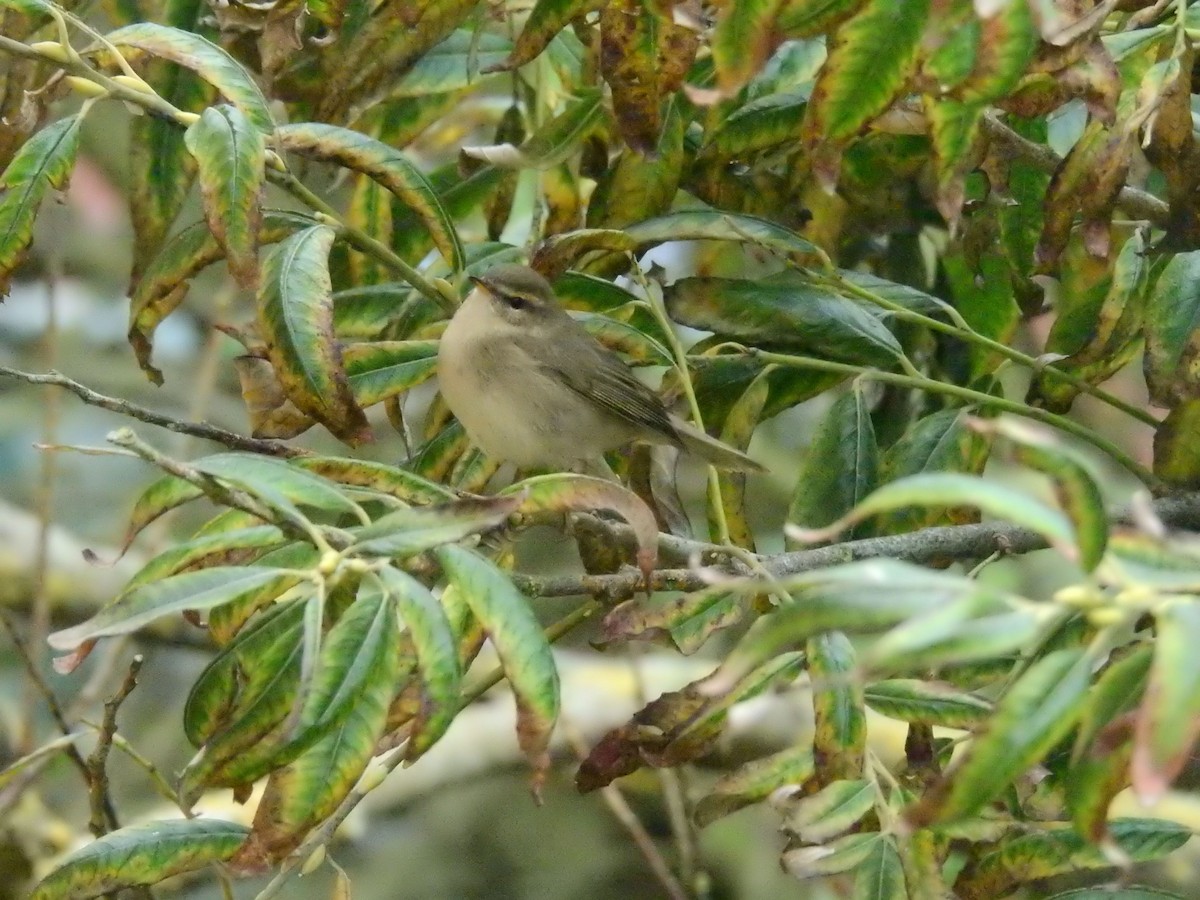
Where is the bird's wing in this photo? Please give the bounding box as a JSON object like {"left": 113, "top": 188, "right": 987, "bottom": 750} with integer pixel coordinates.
{"left": 522, "top": 332, "right": 680, "bottom": 442}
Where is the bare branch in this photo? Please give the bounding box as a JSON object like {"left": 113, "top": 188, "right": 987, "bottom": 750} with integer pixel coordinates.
{"left": 513, "top": 492, "right": 1200, "bottom": 599}
{"left": 0, "top": 366, "right": 302, "bottom": 458}
{"left": 85, "top": 654, "right": 143, "bottom": 838}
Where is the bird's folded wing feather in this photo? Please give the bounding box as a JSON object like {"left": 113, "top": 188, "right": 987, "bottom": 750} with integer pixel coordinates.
{"left": 536, "top": 341, "right": 679, "bottom": 442}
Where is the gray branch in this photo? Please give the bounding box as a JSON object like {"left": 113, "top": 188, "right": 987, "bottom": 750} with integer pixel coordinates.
{"left": 514, "top": 492, "right": 1200, "bottom": 599}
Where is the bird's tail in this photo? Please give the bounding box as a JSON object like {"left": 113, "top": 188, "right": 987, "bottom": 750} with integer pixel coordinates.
{"left": 671, "top": 417, "right": 767, "bottom": 473}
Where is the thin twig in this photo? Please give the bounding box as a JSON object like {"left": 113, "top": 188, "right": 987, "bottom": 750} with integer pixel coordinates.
{"left": 0, "top": 366, "right": 301, "bottom": 457}
{"left": 86, "top": 654, "right": 143, "bottom": 838}
{"left": 980, "top": 114, "right": 1170, "bottom": 227}
{"left": 0, "top": 607, "right": 120, "bottom": 831}
{"left": 565, "top": 722, "right": 690, "bottom": 900}
{"left": 512, "top": 490, "right": 1200, "bottom": 598}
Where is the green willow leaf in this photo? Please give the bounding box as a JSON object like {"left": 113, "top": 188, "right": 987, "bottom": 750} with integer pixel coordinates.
{"left": 105, "top": 23, "right": 274, "bottom": 131}
{"left": 184, "top": 104, "right": 266, "bottom": 289}
{"left": 907, "top": 648, "right": 1092, "bottom": 826}
{"left": 184, "top": 598, "right": 306, "bottom": 746}
{"left": 129, "top": 209, "right": 316, "bottom": 384}
{"left": 391, "top": 28, "right": 510, "bottom": 95}
{"left": 258, "top": 225, "right": 372, "bottom": 445}
{"left": 801, "top": 0, "right": 930, "bottom": 178}
{"left": 693, "top": 745, "right": 815, "bottom": 827}
{"left": 276, "top": 122, "right": 463, "bottom": 269}
{"left": 496, "top": 0, "right": 603, "bottom": 70}
{"left": 1144, "top": 249, "right": 1200, "bottom": 406}
{"left": 436, "top": 545, "right": 560, "bottom": 789}
{"left": 781, "top": 778, "right": 873, "bottom": 843}
{"left": 29, "top": 819, "right": 250, "bottom": 899}
{"left": 852, "top": 837, "right": 908, "bottom": 900}
{"left": 0, "top": 115, "right": 82, "bottom": 295}
{"left": 293, "top": 456, "right": 456, "bottom": 503}
{"left": 47, "top": 567, "right": 303, "bottom": 651}
{"left": 348, "top": 494, "right": 521, "bottom": 557}
{"left": 1132, "top": 599, "right": 1200, "bottom": 803}
{"left": 704, "top": 89, "right": 808, "bottom": 157}
{"left": 283, "top": 583, "right": 399, "bottom": 757}
{"left": 712, "top": 0, "right": 786, "bottom": 94}
{"left": 343, "top": 340, "right": 440, "bottom": 406}
{"left": 376, "top": 566, "right": 462, "bottom": 758}
{"left": 122, "top": 524, "right": 286, "bottom": 592}
{"left": 778, "top": 0, "right": 865, "bottom": 37}
{"left": 808, "top": 631, "right": 865, "bottom": 780}
{"left": 863, "top": 679, "right": 992, "bottom": 728}
{"left": 788, "top": 384, "right": 879, "bottom": 535}
{"left": 194, "top": 453, "right": 364, "bottom": 519}
{"left": 120, "top": 474, "right": 205, "bottom": 551}
{"left": 461, "top": 88, "right": 603, "bottom": 170}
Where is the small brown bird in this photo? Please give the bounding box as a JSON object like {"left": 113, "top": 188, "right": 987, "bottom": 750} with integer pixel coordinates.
{"left": 436, "top": 263, "right": 765, "bottom": 474}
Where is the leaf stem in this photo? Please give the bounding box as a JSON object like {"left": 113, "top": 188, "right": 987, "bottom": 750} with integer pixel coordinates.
{"left": 743, "top": 349, "right": 1161, "bottom": 488}
{"left": 821, "top": 272, "right": 1161, "bottom": 429}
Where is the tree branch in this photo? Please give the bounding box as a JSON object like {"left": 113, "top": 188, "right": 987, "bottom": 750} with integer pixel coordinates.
{"left": 513, "top": 492, "right": 1200, "bottom": 599}
{"left": 0, "top": 366, "right": 301, "bottom": 457}
{"left": 980, "top": 115, "right": 1170, "bottom": 227}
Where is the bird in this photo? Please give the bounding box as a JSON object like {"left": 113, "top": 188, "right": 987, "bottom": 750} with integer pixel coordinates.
{"left": 436, "top": 262, "right": 765, "bottom": 475}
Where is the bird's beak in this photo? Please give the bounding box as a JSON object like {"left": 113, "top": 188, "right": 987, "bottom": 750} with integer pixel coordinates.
{"left": 467, "top": 275, "right": 490, "bottom": 294}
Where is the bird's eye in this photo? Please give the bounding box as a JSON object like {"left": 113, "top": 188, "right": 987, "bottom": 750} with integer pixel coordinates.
{"left": 503, "top": 293, "right": 528, "bottom": 311}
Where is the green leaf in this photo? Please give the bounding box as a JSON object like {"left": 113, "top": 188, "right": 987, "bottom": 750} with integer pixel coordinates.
{"left": 390, "top": 28, "right": 510, "bottom": 95}
{"left": 808, "top": 631, "right": 865, "bottom": 780}
{"left": 778, "top": 0, "right": 865, "bottom": 37}
{"left": 348, "top": 494, "right": 521, "bottom": 557}
{"left": 183, "top": 104, "right": 265, "bottom": 290}
{"left": 498, "top": 0, "right": 602, "bottom": 70}
{"left": 0, "top": 116, "right": 82, "bottom": 295}
{"left": 907, "top": 648, "right": 1093, "bottom": 826}
{"left": 343, "top": 340, "right": 440, "bottom": 406}
{"left": 1144, "top": 249, "right": 1200, "bottom": 406}
{"left": 129, "top": 209, "right": 316, "bottom": 383}
{"left": 970, "top": 819, "right": 1190, "bottom": 888}
{"left": 258, "top": 224, "right": 372, "bottom": 445}
{"left": 284, "top": 582, "right": 400, "bottom": 757}
{"left": 105, "top": 23, "right": 274, "bottom": 131}
{"left": 863, "top": 679, "right": 992, "bottom": 728}
{"left": 122, "top": 524, "right": 286, "bottom": 592}
{"left": 1133, "top": 598, "right": 1200, "bottom": 803}
{"left": 993, "top": 419, "right": 1107, "bottom": 571}
{"left": 1044, "top": 888, "right": 1187, "bottom": 900}
{"left": 377, "top": 566, "right": 462, "bottom": 757}
{"left": 461, "top": 87, "right": 603, "bottom": 170}
{"left": 185, "top": 598, "right": 305, "bottom": 746}
{"left": 276, "top": 123, "right": 463, "bottom": 269}
{"left": 665, "top": 277, "right": 903, "bottom": 367}
{"left": 0, "top": 733, "right": 85, "bottom": 790}
{"left": 712, "top": 0, "right": 786, "bottom": 94}
{"left": 780, "top": 778, "right": 873, "bottom": 843}
{"left": 787, "top": 384, "right": 879, "bottom": 534}
{"left": 710, "top": 561, "right": 1011, "bottom": 690}
{"left": 791, "top": 472, "right": 1078, "bottom": 562}
{"left": 693, "top": 745, "right": 815, "bottom": 827}
{"left": 250, "top": 599, "right": 401, "bottom": 849}
{"left": 873, "top": 406, "right": 991, "bottom": 533}
{"left": 436, "top": 545, "right": 559, "bottom": 789}
{"left": 120, "top": 474, "right": 206, "bottom": 551}
{"left": 47, "top": 567, "right": 302, "bottom": 651}
{"left": 852, "top": 836, "right": 908, "bottom": 900}
{"left": 194, "top": 453, "right": 365, "bottom": 519}
{"left": 704, "top": 90, "right": 808, "bottom": 157}
{"left": 587, "top": 97, "right": 685, "bottom": 229}
{"left": 29, "top": 819, "right": 250, "bottom": 899}
{"left": 802, "top": 0, "right": 930, "bottom": 175}
{"left": 783, "top": 832, "right": 880, "bottom": 880}
{"left": 1153, "top": 398, "right": 1200, "bottom": 488}
{"left": 293, "top": 455, "right": 456, "bottom": 504}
